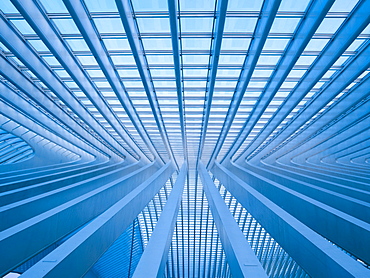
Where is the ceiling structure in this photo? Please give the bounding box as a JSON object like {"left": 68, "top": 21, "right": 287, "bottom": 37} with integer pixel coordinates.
{"left": 0, "top": 0, "right": 370, "bottom": 277}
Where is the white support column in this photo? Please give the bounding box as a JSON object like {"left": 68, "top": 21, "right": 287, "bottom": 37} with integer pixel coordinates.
{"left": 133, "top": 163, "right": 187, "bottom": 278}
{"left": 199, "top": 162, "right": 268, "bottom": 278}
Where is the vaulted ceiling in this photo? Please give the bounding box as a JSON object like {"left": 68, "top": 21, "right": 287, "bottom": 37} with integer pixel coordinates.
{"left": 1, "top": 0, "right": 370, "bottom": 277}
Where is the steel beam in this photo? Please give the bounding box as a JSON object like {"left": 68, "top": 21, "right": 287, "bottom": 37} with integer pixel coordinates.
{"left": 0, "top": 162, "right": 151, "bottom": 231}
{"left": 211, "top": 162, "right": 370, "bottom": 277}
{"left": 198, "top": 162, "right": 268, "bottom": 278}
{"left": 133, "top": 163, "right": 187, "bottom": 278}
{"left": 11, "top": 0, "right": 150, "bottom": 163}
{"left": 19, "top": 162, "right": 175, "bottom": 278}
{"left": 267, "top": 74, "right": 370, "bottom": 164}
{"left": 290, "top": 115, "right": 370, "bottom": 165}
{"left": 0, "top": 162, "right": 162, "bottom": 276}
{"left": 257, "top": 42, "right": 370, "bottom": 164}
{"left": 0, "top": 81, "right": 105, "bottom": 160}
{"left": 62, "top": 0, "right": 162, "bottom": 164}
{"left": 168, "top": 0, "right": 187, "bottom": 161}
{"left": 196, "top": 0, "right": 229, "bottom": 161}
{"left": 258, "top": 161, "right": 370, "bottom": 203}
{"left": 230, "top": 0, "right": 370, "bottom": 163}
{"left": 208, "top": 0, "right": 284, "bottom": 166}
{"left": 240, "top": 160, "right": 370, "bottom": 223}
{"left": 0, "top": 161, "right": 138, "bottom": 208}
{"left": 0, "top": 14, "right": 129, "bottom": 162}
{"left": 225, "top": 161, "right": 370, "bottom": 265}
{"left": 115, "top": 0, "right": 177, "bottom": 167}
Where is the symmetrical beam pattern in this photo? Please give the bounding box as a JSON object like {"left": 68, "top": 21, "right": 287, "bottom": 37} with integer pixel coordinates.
{"left": 0, "top": 0, "right": 369, "bottom": 277}
{"left": 199, "top": 162, "right": 268, "bottom": 278}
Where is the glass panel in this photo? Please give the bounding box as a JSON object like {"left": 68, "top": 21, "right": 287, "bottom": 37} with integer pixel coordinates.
{"left": 256, "top": 55, "right": 281, "bottom": 65}
{"left": 316, "top": 18, "right": 346, "bottom": 34}
{"left": 304, "top": 39, "right": 330, "bottom": 52}
{"left": 278, "top": 0, "right": 311, "bottom": 12}
{"left": 295, "top": 55, "right": 317, "bottom": 66}
{"left": 52, "top": 19, "right": 80, "bottom": 34}
{"left": 270, "top": 18, "right": 301, "bottom": 33}
{"left": 224, "top": 17, "right": 258, "bottom": 33}
{"left": 0, "top": 0, "right": 18, "bottom": 13}
{"left": 329, "top": 0, "right": 358, "bottom": 12}
{"left": 66, "top": 39, "right": 90, "bottom": 51}
{"left": 182, "top": 55, "right": 209, "bottom": 65}
{"left": 77, "top": 55, "right": 99, "bottom": 65}
{"left": 93, "top": 18, "right": 125, "bottom": 34}
{"left": 228, "top": 0, "right": 264, "bottom": 11}
{"left": 221, "top": 38, "right": 251, "bottom": 51}
{"left": 42, "top": 56, "right": 61, "bottom": 66}
{"left": 103, "top": 39, "right": 131, "bottom": 51}
{"left": 150, "top": 69, "right": 175, "bottom": 77}
{"left": 141, "top": 38, "right": 173, "bottom": 51}
{"left": 136, "top": 18, "right": 170, "bottom": 33}
{"left": 181, "top": 18, "right": 214, "bottom": 32}
{"left": 111, "top": 55, "right": 136, "bottom": 65}
{"left": 180, "top": 0, "right": 216, "bottom": 11}
{"left": 219, "top": 55, "right": 246, "bottom": 66}
{"left": 146, "top": 55, "right": 174, "bottom": 65}
{"left": 28, "top": 40, "right": 49, "bottom": 52}
{"left": 251, "top": 70, "right": 274, "bottom": 78}
{"left": 39, "top": 0, "right": 68, "bottom": 13}
{"left": 86, "top": 69, "right": 105, "bottom": 77}
{"left": 346, "top": 39, "right": 364, "bottom": 52}
{"left": 131, "top": 0, "right": 168, "bottom": 11}
{"left": 216, "top": 69, "right": 241, "bottom": 77}
{"left": 263, "top": 39, "right": 290, "bottom": 51}
{"left": 54, "top": 69, "right": 71, "bottom": 78}
{"left": 10, "top": 20, "right": 36, "bottom": 35}
{"left": 182, "top": 38, "right": 211, "bottom": 50}
{"left": 118, "top": 69, "right": 141, "bottom": 77}
{"left": 84, "top": 0, "right": 118, "bottom": 12}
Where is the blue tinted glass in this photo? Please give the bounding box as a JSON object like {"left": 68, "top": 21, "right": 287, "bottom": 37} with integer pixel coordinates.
{"left": 66, "top": 39, "right": 90, "bottom": 51}
{"left": 0, "top": 0, "right": 18, "bottom": 13}
{"left": 131, "top": 0, "right": 168, "bottom": 11}
{"left": 219, "top": 55, "right": 246, "bottom": 66}
{"left": 181, "top": 18, "right": 214, "bottom": 32}
{"left": 228, "top": 0, "right": 264, "bottom": 11}
{"left": 224, "top": 17, "right": 258, "bottom": 33}
{"left": 257, "top": 55, "right": 281, "bottom": 65}
{"left": 43, "top": 56, "right": 61, "bottom": 66}
{"left": 263, "top": 39, "right": 290, "bottom": 51}
{"left": 93, "top": 18, "right": 125, "bottom": 33}
{"left": 10, "top": 20, "right": 36, "bottom": 34}
{"left": 28, "top": 40, "right": 49, "bottom": 51}
{"left": 39, "top": 0, "right": 68, "bottom": 13}
{"left": 182, "top": 38, "right": 211, "bottom": 51}
{"left": 316, "top": 18, "right": 346, "bottom": 33}
{"left": 103, "top": 39, "right": 131, "bottom": 51}
{"left": 304, "top": 39, "right": 330, "bottom": 51}
{"left": 53, "top": 19, "right": 80, "bottom": 34}
{"left": 142, "top": 39, "right": 172, "bottom": 51}
{"left": 270, "top": 18, "right": 301, "bottom": 33}
{"left": 77, "top": 55, "right": 99, "bottom": 65}
{"left": 329, "top": 0, "right": 358, "bottom": 12}
{"left": 146, "top": 55, "right": 174, "bottom": 65}
{"left": 221, "top": 38, "right": 251, "bottom": 51}
{"left": 180, "top": 0, "right": 215, "bottom": 11}
{"left": 182, "top": 55, "right": 209, "bottom": 65}
{"left": 278, "top": 0, "right": 311, "bottom": 12}
{"left": 111, "top": 55, "right": 136, "bottom": 65}
{"left": 136, "top": 18, "right": 170, "bottom": 33}
{"left": 84, "top": 0, "right": 118, "bottom": 12}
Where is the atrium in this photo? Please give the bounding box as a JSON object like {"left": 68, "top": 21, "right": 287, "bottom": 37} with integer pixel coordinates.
{"left": 0, "top": 0, "right": 370, "bottom": 277}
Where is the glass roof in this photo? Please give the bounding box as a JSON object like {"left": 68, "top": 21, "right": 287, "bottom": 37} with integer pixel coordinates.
{"left": 1, "top": 0, "right": 369, "bottom": 276}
